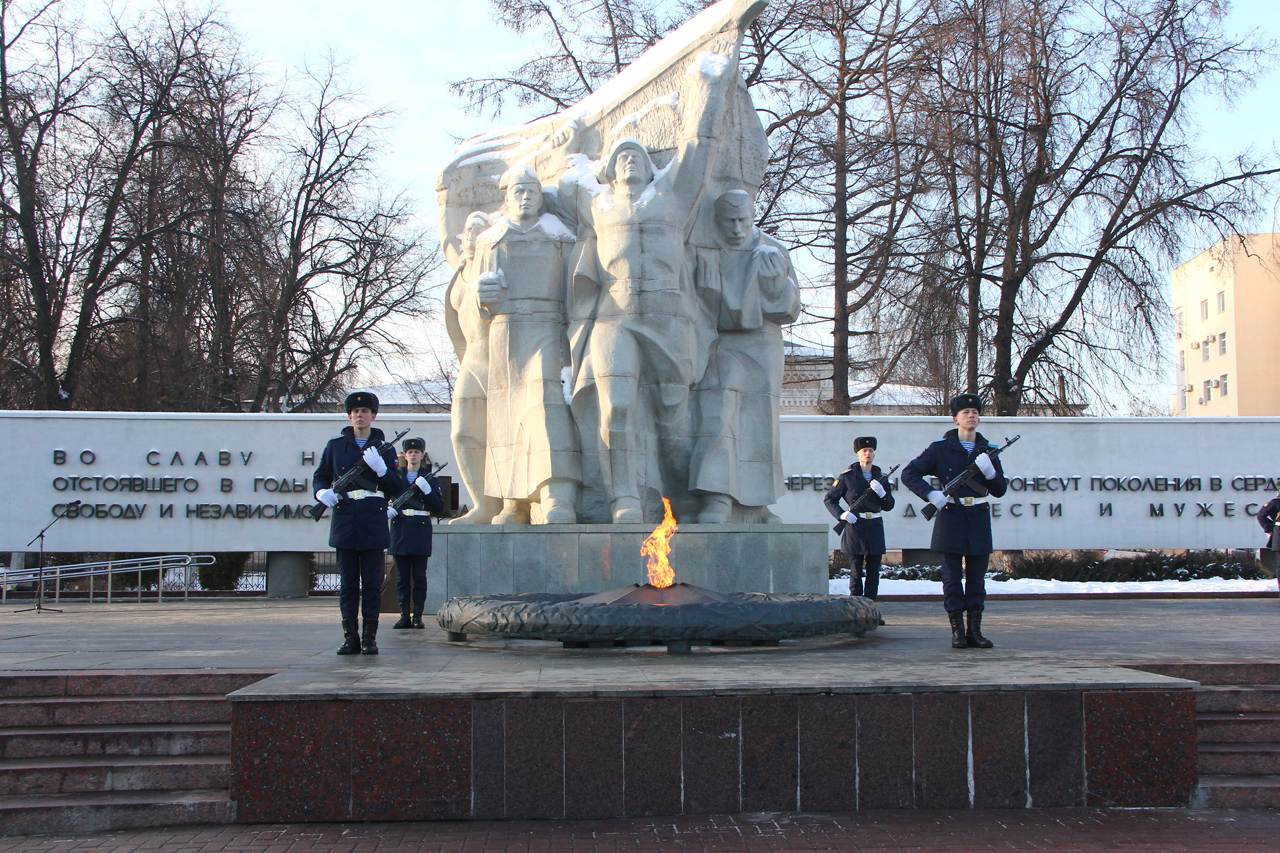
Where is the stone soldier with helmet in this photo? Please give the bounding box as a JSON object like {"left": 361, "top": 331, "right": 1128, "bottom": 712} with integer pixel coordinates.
{"left": 824, "top": 436, "right": 894, "bottom": 608}
{"left": 313, "top": 391, "right": 404, "bottom": 655}
{"left": 901, "top": 393, "right": 1007, "bottom": 649}
{"left": 387, "top": 437, "right": 445, "bottom": 629}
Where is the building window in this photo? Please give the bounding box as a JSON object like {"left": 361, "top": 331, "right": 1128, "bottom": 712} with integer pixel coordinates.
{"left": 1219, "top": 332, "right": 1227, "bottom": 355}
{"left": 1217, "top": 291, "right": 1226, "bottom": 313}
{"left": 1220, "top": 374, "right": 1229, "bottom": 396}
{"left": 1201, "top": 300, "right": 1209, "bottom": 320}
{"left": 1175, "top": 311, "right": 1183, "bottom": 338}
{"left": 1203, "top": 343, "right": 1210, "bottom": 362}
{"left": 1177, "top": 349, "right": 1185, "bottom": 370}
{"left": 1203, "top": 380, "right": 1212, "bottom": 402}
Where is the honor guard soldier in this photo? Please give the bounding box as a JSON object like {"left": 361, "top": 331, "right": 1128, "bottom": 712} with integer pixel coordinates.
{"left": 313, "top": 391, "right": 404, "bottom": 655}
{"left": 901, "top": 393, "right": 1006, "bottom": 649}
{"left": 1257, "top": 489, "right": 1280, "bottom": 579}
{"left": 387, "top": 438, "right": 445, "bottom": 629}
{"left": 824, "top": 436, "right": 894, "bottom": 615}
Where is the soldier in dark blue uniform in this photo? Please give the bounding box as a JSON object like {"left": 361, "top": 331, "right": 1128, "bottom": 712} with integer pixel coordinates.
{"left": 313, "top": 391, "right": 404, "bottom": 655}
{"left": 901, "top": 393, "right": 1006, "bottom": 649}
{"left": 824, "top": 436, "right": 894, "bottom": 615}
{"left": 1257, "top": 490, "right": 1280, "bottom": 576}
{"left": 387, "top": 437, "right": 445, "bottom": 630}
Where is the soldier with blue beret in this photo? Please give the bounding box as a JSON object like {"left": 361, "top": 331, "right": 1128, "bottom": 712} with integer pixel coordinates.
{"left": 313, "top": 391, "right": 404, "bottom": 655}
{"left": 387, "top": 437, "right": 445, "bottom": 629}
{"left": 824, "top": 436, "right": 894, "bottom": 618}
{"left": 901, "top": 393, "right": 1006, "bottom": 649}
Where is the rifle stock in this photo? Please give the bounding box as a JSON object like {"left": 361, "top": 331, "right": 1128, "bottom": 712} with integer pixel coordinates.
{"left": 310, "top": 427, "right": 412, "bottom": 522}
{"left": 918, "top": 435, "right": 1020, "bottom": 521}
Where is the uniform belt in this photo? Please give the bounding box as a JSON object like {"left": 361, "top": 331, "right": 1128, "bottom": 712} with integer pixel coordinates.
{"left": 344, "top": 489, "right": 382, "bottom": 501}
{"left": 948, "top": 496, "right": 989, "bottom": 507}
{"left": 859, "top": 512, "right": 880, "bottom": 519}
{"left": 400, "top": 509, "right": 431, "bottom": 517}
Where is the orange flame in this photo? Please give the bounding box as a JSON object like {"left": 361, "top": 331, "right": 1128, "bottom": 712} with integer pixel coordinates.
{"left": 641, "top": 497, "right": 678, "bottom": 588}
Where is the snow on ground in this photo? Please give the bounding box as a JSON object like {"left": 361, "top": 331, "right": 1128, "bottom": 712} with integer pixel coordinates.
{"left": 828, "top": 577, "right": 1280, "bottom": 596}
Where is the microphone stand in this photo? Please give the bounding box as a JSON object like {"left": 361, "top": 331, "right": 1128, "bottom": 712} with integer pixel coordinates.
{"left": 14, "top": 502, "right": 76, "bottom": 614}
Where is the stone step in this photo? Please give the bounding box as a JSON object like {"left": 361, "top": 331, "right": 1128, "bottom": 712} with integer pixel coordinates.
{"left": 1196, "top": 686, "right": 1280, "bottom": 714}
{"left": 1192, "top": 775, "right": 1280, "bottom": 809}
{"left": 0, "top": 723, "right": 230, "bottom": 760}
{"left": 1133, "top": 662, "right": 1280, "bottom": 686}
{"left": 0, "top": 671, "right": 271, "bottom": 699}
{"left": 0, "top": 788, "right": 234, "bottom": 836}
{"left": 0, "top": 694, "right": 230, "bottom": 727}
{"left": 0, "top": 754, "right": 228, "bottom": 796}
{"left": 1198, "top": 743, "right": 1280, "bottom": 776}
{"left": 1197, "top": 713, "right": 1280, "bottom": 743}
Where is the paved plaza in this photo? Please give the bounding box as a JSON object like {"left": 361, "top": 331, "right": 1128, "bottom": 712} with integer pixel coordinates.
{"left": 2, "top": 809, "right": 1280, "bottom": 852}
{"left": 1, "top": 595, "right": 1276, "bottom": 676}
{"left": 2, "top": 595, "right": 1277, "bottom": 848}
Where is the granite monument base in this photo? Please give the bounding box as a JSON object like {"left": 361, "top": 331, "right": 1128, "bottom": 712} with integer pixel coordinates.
{"left": 228, "top": 655, "right": 1198, "bottom": 822}
{"left": 420, "top": 524, "right": 829, "bottom": 613}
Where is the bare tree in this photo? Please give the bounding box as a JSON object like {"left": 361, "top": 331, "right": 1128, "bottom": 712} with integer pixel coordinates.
{"left": 451, "top": 0, "right": 675, "bottom": 116}
{"left": 245, "top": 64, "right": 440, "bottom": 413}
{"left": 0, "top": 1, "right": 228, "bottom": 408}
{"left": 912, "top": 0, "right": 1278, "bottom": 414}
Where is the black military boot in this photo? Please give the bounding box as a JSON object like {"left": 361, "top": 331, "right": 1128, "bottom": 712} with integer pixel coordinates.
{"left": 966, "top": 610, "right": 994, "bottom": 648}
{"left": 337, "top": 620, "right": 361, "bottom": 655}
{"left": 948, "top": 611, "right": 968, "bottom": 649}
{"left": 393, "top": 602, "right": 411, "bottom": 629}
{"left": 361, "top": 617, "right": 379, "bottom": 655}
{"left": 411, "top": 603, "right": 425, "bottom": 629}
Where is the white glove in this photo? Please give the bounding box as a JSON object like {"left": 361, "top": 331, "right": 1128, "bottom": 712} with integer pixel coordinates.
{"left": 362, "top": 445, "right": 388, "bottom": 477}
{"left": 315, "top": 488, "right": 339, "bottom": 508}
{"left": 415, "top": 476, "right": 435, "bottom": 495}
{"left": 869, "top": 480, "right": 886, "bottom": 498}
{"left": 841, "top": 511, "right": 858, "bottom": 524}
{"left": 927, "top": 490, "right": 948, "bottom": 510}
{"left": 975, "top": 452, "right": 997, "bottom": 479}
{"left": 386, "top": 506, "right": 398, "bottom": 519}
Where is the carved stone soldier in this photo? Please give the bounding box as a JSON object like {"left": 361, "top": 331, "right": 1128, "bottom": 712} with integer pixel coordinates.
{"left": 565, "top": 55, "right": 735, "bottom": 522}
{"left": 690, "top": 190, "right": 800, "bottom": 522}
{"left": 445, "top": 211, "right": 503, "bottom": 524}
{"left": 473, "top": 165, "right": 581, "bottom": 523}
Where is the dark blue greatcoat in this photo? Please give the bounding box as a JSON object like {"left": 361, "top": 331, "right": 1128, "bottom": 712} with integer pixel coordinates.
{"left": 824, "top": 465, "right": 895, "bottom": 555}
{"left": 901, "top": 429, "right": 1007, "bottom": 555}
{"left": 312, "top": 426, "right": 404, "bottom": 550}
{"left": 389, "top": 471, "right": 446, "bottom": 557}
{"left": 1258, "top": 496, "right": 1280, "bottom": 550}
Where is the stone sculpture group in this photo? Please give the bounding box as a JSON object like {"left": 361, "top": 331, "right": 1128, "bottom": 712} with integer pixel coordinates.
{"left": 439, "top": 0, "right": 797, "bottom": 525}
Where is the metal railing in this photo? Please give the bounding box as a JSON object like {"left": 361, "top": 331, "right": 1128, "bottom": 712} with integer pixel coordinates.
{"left": 1, "top": 555, "right": 217, "bottom": 604}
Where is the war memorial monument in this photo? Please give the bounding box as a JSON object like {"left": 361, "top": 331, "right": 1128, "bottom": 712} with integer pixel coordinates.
{"left": 1, "top": 0, "right": 1276, "bottom": 834}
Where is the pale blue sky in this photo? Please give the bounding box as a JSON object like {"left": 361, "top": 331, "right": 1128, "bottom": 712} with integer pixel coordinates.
{"left": 210, "top": 0, "right": 1279, "bottom": 400}
{"left": 213, "top": 0, "right": 1280, "bottom": 247}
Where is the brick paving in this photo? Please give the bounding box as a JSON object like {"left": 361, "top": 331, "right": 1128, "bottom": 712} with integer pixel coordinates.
{"left": 3, "top": 810, "right": 1280, "bottom": 852}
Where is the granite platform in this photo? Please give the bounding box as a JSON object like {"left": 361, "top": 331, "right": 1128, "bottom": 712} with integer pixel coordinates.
{"left": 6, "top": 597, "right": 1278, "bottom": 822}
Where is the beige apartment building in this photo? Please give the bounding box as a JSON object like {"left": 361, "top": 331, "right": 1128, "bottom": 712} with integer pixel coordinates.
{"left": 1171, "top": 233, "right": 1280, "bottom": 416}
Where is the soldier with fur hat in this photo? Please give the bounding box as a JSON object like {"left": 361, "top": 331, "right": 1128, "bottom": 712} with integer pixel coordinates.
{"left": 824, "top": 436, "right": 894, "bottom": 611}
{"left": 387, "top": 437, "right": 445, "bottom": 629}
{"left": 313, "top": 391, "right": 404, "bottom": 655}
{"left": 901, "top": 393, "right": 1007, "bottom": 649}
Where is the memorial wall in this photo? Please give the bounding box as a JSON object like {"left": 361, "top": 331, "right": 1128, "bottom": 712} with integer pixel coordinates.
{"left": 0, "top": 410, "right": 1275, "bottom": 553}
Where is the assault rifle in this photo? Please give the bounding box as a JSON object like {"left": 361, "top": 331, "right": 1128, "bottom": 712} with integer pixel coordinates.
{"left": 310, "top": 427, "right": 411, "bottom": 522}
{"left": 389, "top": 461, "right": 449, "bottom": 513}
{"left": 919, "top": 434, "right": 1020, "bottom": 521}
{"left": 833, "top": 464, "right": 900, "bottom": 534}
